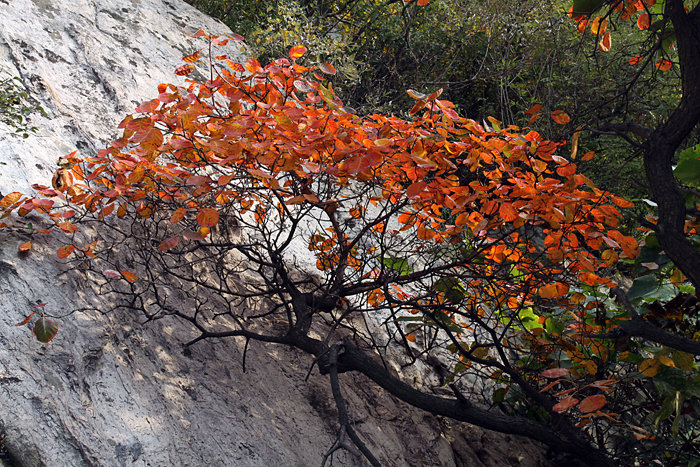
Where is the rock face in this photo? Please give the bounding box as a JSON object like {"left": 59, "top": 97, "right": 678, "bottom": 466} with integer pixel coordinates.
{"left": 0, "top": 1, "right": 549, "bottom": 465}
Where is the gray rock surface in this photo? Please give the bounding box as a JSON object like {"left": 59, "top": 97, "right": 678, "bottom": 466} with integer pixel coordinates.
{"left": 0, "top": 0, "right": 549, "bottom": 465}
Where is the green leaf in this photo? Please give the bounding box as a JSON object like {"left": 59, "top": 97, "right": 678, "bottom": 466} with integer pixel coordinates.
{"left": 627, "top": 275, "right": 658, "bottom": 300}
{"left": 545, "top": 317, "right": 565, "bottom": 336}
{"left": 380, "top": 256, "right": 412, "bottom": 275}
{"left": 675, "top": 145, "right": 700, "bottom": 187}
{"left": 432, "top": 277, "right": 465, "bottom": 303}
{"left": 492, "top": 386, "right": 509, "bottom": 404}
{"left": 518, "top": 307, "right": 540, "bottom": 332}
{"left": 32, "top": 317, "right": 58, "bottom": 343}
{"left": 572, "top": 0, "right": 605, "bottom": 15}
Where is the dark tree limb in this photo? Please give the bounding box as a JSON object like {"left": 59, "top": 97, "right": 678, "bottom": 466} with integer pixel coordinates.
{"left": 643, "top": 1, "right": 700, "bottom": 287}
{"left": 609, "top": 288, "right": 700, "bottom": 355}
{"left": 323, "top": 343, "right": 381, "bottom": 467}
{"left": 303, "top": 336, "right": 614, "bottom": 467}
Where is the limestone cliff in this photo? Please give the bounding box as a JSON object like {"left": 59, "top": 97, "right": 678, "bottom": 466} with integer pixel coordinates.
{"left": 0, "top": 1, "right": 548, "bottom": 465}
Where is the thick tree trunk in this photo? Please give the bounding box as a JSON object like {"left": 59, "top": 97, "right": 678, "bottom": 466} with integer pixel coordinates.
{"left": 644, "top": 0, "right": 700, "bottom": 287}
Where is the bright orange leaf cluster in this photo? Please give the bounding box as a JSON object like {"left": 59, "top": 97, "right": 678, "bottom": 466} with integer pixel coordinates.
{"left": 0, "top": 34, "right": 638, "bottom": 338}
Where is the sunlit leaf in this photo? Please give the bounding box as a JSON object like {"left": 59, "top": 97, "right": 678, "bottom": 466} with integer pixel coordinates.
{"left": 289, "top": 45, "right": 307, "bottom": 59}
{"left": 0, "top": 192, "right": 23, "bottom": 208}
{"left": 598, "top": 31, "right": 611, "bottom": 52}
{"left": 174, "top": 64, "right": 195, "bottom": 76}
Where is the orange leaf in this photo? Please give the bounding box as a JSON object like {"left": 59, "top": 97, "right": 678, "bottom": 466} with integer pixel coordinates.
{"left": 417, "top": 0, "right": 429, "bottom": 5}
{"left": 120, "top": 270, "right": 139, "bottom": 282}
{"left": 406, "top": 181, "right": 427, "bottom": 198}
{"left": 196, "top": 208, "right": 219, "bottom": 227}
{"left": 581, "top": 150, "right": 596, "bottom": 161}
{"left": 174, "top": 64, "right": 195, "bottom": 76}
{"left": 19, "top": 241, "right": 32, "bottom": 252}
{"left": 289, "top": 45, "right": 307, "bottom": 59}
{"left": 629, "top": 56, "right": 642, "bottom": 65}
{"left": 182, "top": 49, "right": 202, "bottom": 62}
{"left": 539, "top": 283, "right": 560, "bottom": 299}
{"left": 656, "top": 59, "right": 672, "bottom": 71}
{"left": 499, "top": 203, "right": 518, "bottom": 222}
{"left": 170, "top": 207, "right": 186, "bottom": 223}
{"left": 551, "top": 110, "right": 571, "bottom": 125}
{"left": 525, "top": 104, "right": 542, "bottom": 116}
{"left": 0, "top": 192, "right": 23, "bottom": 208}
{"left": 57, "top": 244, "right": 76, "bottom": 259}
{"left": 590, "top": 16, "right": 608, "bottom": 35}
{"left": 637, "top": 13, "right": 650, "bottom": 30}
{"left": 598, "top": 31, "right": 611, "bottom": 52}
{"left": 578, "top": 394, "right": 606, "bottom": 413}
{"left": 405, "top": 333, "right": 417, "bottom": 342}
{"left": 553, "top": 396, "right": 579, "bottom": 413}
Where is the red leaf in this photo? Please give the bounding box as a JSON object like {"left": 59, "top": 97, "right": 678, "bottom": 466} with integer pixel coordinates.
{"left": 629, "top": 56, "right": 642, "bottom": 65}
{"left": 499, "top": 203, "right": 518, "bottom": 222}
{"left": 15, "top": 312, "right": 35, "bottom": 327}
{"left": 170, "top": 208, "right": 186, "bottom": 223}
{"left": 637, "top": 13, "right": 650, "bottom": 30}
{"left": 182, "top": 49, "right": 202, "bottom": 63}
{"left": 525, "top": 104, "right": 542, "bottom": 116}
{"left": 598, "top": 31, "right": 611, "bottom": 52}
{"left": 541, "top": 368, "right": 570, "bottom": 379}
{"left": 578, "top": 394, "right": 606, "bottom": 413}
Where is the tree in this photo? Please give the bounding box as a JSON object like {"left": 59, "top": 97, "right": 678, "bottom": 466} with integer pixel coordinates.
{"left": 1, "top": 5, "right": 699, "bottom": 462}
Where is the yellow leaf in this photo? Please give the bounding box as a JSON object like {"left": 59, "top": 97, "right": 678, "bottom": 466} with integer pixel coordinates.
{"left": 638, "top": 358, "right": 659, "bottom": 377}
{"left": 657, "top": 355, "right": 676, "bottom": 368}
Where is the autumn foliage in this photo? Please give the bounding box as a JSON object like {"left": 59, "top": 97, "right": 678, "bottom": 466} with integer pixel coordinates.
{"left": 0, "top": 28, "right": 662, "bottom": 463}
